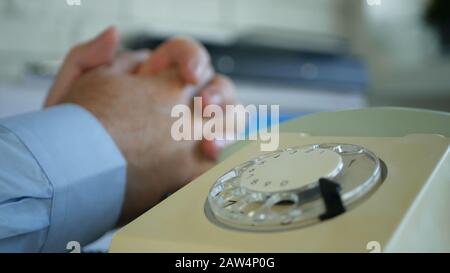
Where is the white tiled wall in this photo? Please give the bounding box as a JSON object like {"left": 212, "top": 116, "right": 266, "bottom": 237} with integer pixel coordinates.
{"left": 0, "top": 0, "right": 350, "bottom": 80}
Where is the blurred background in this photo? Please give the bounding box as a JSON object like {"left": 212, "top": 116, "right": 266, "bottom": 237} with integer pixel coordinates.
{"left": 0, "top": 0, "right": 449, "bottom": 121}
{"left": 0, "top": 0, "right": 449, "bottom": 252}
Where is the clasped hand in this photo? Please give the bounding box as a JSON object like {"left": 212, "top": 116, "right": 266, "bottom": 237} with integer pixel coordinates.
{"left": 44, "top": 27, "right": 239, "bottom": 224}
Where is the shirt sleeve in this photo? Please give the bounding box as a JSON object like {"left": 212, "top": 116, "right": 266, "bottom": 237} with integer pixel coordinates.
{"left": 0, "top": 104, "right": 127, "bottom": 252}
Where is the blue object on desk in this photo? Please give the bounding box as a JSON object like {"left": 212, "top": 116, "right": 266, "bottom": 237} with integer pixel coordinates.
{"left": 244, "top": 111, "right": 308, "bottom": 138}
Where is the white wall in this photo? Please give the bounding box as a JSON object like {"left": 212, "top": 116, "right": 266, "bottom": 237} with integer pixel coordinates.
{"left": 350, "top": 0, "right": 450, "bottom": 110}
{"left": 0, "top": 0, "right": 350, "bottom": 81}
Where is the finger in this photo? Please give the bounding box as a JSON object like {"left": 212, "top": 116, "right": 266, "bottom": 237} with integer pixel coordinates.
{"left": 138, "top": 36, "right": 211, "bottom": 85}
{"left": 196, "top": 75, "right": 242, "bottom": 160}
{"left": 109, "top": 50, "right": 151, "bottom": 74}
{"left": 182, "top": 66, "right": 214, "bottom": 101}
{"left": 197, "top": 75, "right": 237, "bottom": 109}
{"left": 46, "top": 27, "right": 119, "bottom": 105}
{"left": 45, "top": 26, "right": 120, "bottom": 106}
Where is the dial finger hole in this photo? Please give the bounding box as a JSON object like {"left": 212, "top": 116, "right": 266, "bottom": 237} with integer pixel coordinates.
{"left": 217, "top": 169, "right": 237, "bottom": 183}
{"left": 218, "top": 188, "right": 245, "bottom": 205}
{"left": 241, "top": 202, "right": 264, "bottom": 217}
{"left": 265, "top": 193, "right": 299, "bottom": 212}
{"left": 236, "top": 192, "right": 267, "bottom": 215}
{"left": 271, "top": 199, "right": 297, "bottom": 214}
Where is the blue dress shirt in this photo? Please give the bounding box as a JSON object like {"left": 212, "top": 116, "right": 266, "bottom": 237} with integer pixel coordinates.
{"left": 0, "top": 104, "right": 127, "bottom": 252}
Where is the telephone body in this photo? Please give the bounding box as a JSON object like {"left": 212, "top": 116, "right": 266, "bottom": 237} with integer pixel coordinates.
{"left": 110, "top": 108, "right": 450, "bottom": 252}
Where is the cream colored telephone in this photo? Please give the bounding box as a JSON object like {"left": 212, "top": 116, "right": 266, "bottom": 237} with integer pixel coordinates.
{"left": 110, "top": 108, "right": 450, "bottom": 253}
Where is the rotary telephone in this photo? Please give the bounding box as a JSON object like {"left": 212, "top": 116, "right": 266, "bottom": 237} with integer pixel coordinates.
{"left": 110, "top": 108, "right": 450, "bottom": 253}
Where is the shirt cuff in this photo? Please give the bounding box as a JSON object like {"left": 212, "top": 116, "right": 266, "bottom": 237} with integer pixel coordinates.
{"left": 0, "top": 104, "right": 127, "bottom": 252}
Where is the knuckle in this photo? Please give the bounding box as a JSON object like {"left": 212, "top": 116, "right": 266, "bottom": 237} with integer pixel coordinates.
{"left": 169, "top": 36, "right": 210, "bottom": 60}
{"left": 215, "top": 75, "right": 234, "bottom": 89}
{"left": 67, "top": 44, "right": 84, "bottom": 60}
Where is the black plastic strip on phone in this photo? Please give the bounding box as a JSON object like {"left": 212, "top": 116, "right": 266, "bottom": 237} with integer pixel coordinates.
{"left": 318, "top": 178, "right": 346, "bottom": 221}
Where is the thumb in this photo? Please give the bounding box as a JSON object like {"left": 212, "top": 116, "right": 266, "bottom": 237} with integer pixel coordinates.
{"left": 45, "top": 26, "right": 120, "bottom": 106}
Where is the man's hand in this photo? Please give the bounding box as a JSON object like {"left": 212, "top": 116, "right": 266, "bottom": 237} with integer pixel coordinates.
{"left": 45, "top": 27, "right": 120, "bottom": 107}
{"left": 136, "top": 37, "right": 238, "bottom": 160}
{"left": 46, "top": 28, "right": 239, "bottom": 224}
{"left": 46, "top": 28, "right": 235, "bottom": 160}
